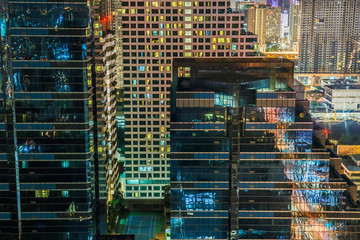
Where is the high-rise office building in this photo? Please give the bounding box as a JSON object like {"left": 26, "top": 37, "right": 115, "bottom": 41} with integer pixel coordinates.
{"left": 288, "top": 0, "right": 300, "bottom": 51}
{"left": 299, "top": 0, "right": 360, "bottom": 73}
{"left": 0, "top": 0, "right": 110, "bottom": 238}
{"left": 170, "top": 58, "right": 360, "bottom": 239}
{"left": 93, "top": 0, "right": 119, "bottom": 203}
{"left": 247, "top": 5, "right": 281, "bottom": 52}
{"left": 120, "top": 0, "right": 258, "bottom": 205}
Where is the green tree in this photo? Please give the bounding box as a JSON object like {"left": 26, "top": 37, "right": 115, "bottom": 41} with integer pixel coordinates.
{"left": 164, "top": 184, "right": 170, "bottom": 208}
{"left": 107, "top": 190, "right": 126, "bottom": 233}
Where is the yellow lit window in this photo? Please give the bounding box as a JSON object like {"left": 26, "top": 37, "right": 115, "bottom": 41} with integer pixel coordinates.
{"left": 161, "top": 127, "right": 165, "bottom": 132}
{"left": 199, "top": 31, "right": 203, "bottom": 36}
{"left": 193, "top": 52, "right": 197, "bottom": 57}
{"left": 218, "top": 38, "right": 225, "bottom": 43}
{"left": 219, "top": 31, "right": 224, "bottom": 36}
{"left": 135, "top": 193, "right": 139, "bottom": 197}
{"left": 152, "top": 2, "right": 158, "bottom": 7}
{"left": 147, "top": 134, "right": 152, "bottom": 139}
{"left": 199, "top": 16, "right": 204, "bottom": 21}
{"left": 166, "top": 66, "right": 171, "bottom": 71}
{"left": 160, "top": 38, "right": 164, "bottom": 43}
{"left": 194, "top": 1, "right": 198, "bottom": 6}
{"left": 146, "top": 1, "right": 150, "bottom": 6}
{"left": 179, "top": 1, "right": 183, "bottom": 7}
{"left": 185, "top": 52, "right": 191, "bottom": 57}
{"left": 130, "top": 9, "right": 135, "bottom": 14}
{"left": 160, "top": 16, "right": 164, "bottom": 21}
{"left": 35, "top": 190, "right": 50, "bottom": 198}
{"left": 212, "top": 38, "right": 217, "bottom": 43}
{"left": 212, "top": 45, "right": 216, "bottom": 50}
{"left": 199, "top": 52, "right": 203, "bottom": 57}
{"left": 193, "top": 16, "right": 197, "bottom": 21}
{"left": 172, "top": 1, "right": 177, "bottom": 7}
{"left": 179, "top": 31, "right": 183, "bottom": 36}
{"left": 173, "top": 23, "right": 177, "bottom": 28}
{"left": 227, "top": 38, "right": 231, "bottom": 43}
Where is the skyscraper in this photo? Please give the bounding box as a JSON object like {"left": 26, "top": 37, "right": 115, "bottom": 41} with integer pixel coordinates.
{"left": 247, "top": 5, "right": 281, "bottom": 52}
{"left": 120, "top": 0, "right": 258, "bottom": 206}
{"left": 170, "top": 58, "right": 360, "bottom": 239}
{"left": 288, "top": 0, "right": 300, "bottom": 51}
{"left": 299, "top": 0, "right": 360, "bottom": 73}
{"left": 0, "top": 0, "right": 103, "bottom": 239}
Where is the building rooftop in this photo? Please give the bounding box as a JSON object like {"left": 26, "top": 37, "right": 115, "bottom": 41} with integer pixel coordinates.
{"left": 325, "top": 85, "right": 360, "bottom": 90}
{"left": 342, "top": 158, "right": 360, "bottom": 172}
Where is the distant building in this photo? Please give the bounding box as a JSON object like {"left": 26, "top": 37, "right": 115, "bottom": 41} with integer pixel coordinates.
{"left": 247, "top": 5, "right": 281, "bottom": 52}
{"left": 323, "top": 85, "right": 360, "bottom": 111}
{"left": 299, "top": 0, "right": 360, "bottom": 73}
{"left": 288, "top": 0, "right": 300, "bottom": 51}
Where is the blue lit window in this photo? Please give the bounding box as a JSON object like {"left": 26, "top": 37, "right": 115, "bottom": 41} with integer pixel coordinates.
{"left": 138, "top": 66, "right": 145, "bottom": 71}
{"left": 62, "top": 161, "right": 70, "bottom": 168}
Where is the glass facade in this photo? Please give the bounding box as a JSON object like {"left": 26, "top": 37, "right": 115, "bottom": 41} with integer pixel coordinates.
{"left": 0, "top": 0, "right": 99, "bottom": 239}
{"left": 170, "top": 58, "right": 360, "bottom": 239}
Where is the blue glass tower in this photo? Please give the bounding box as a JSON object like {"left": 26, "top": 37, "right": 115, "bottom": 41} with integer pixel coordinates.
{"left": 0, "top": 0, "right": 99, "bottom": 239}
{"left": 170, "top": 58, "right": 360, "bottom": 239}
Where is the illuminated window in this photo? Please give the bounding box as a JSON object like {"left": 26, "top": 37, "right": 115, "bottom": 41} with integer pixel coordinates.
{"left": 62, "top": 161, "right": 70, "bottom": 168}
{"left": 152, "top": 1, "right": 158, "bottom": 7}
{"left": 62, "top": 190, "right": 69, "bottom": 197}
{"left": 185, "top": 24, "right": 191, "bottom": 29}
{"left": 185, "top": 38, "right": 191, "bottom": 43}
{"left": 185, "top": 1, "right": 191, "bottom": 6}
{"left": 130, "top": 9, "right": 136, "bottom": 14}
{"left": 35, "top": 190, "right": 50, "bottom": 198}
{"left": 185, "top": 52, "right": 191, "bottom": 57}
{"left": 185, "top": 9, "right": 192, "bottom": 14}
{"left": 185, "top": 16, "right": 191, "bottom": 21}
{"left": 172, "top": 1, "right": 177, "bottom": 7}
